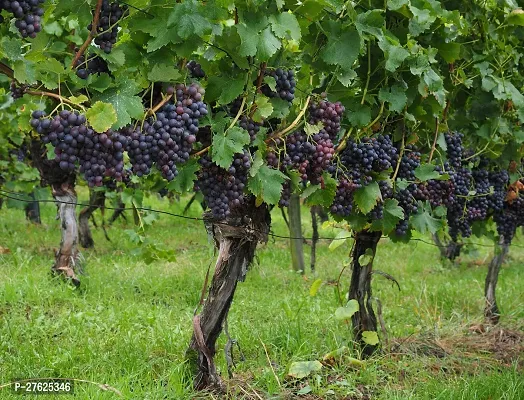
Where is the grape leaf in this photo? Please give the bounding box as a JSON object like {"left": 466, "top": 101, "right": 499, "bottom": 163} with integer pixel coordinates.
{"left": 378, "top": 37, "right": 409, "bottom": 72}
{"left": 236, "top": 16, "right": 267, "bottom": 57}
{"left": 166, "top": 159, "right": 200, "bottom": 193}
{"left": 411, "top": 202, "right": 443, "bottom": 234}
{"left": 147, "top": 64, "right": 182, "bottom": 82}
{"left": 269, "top": 12, "right": 301, "bottom": 41}
{"left": 253, "top": 96, "right": 273, "bottom": 122}
{"left": 436, "top": 43, "right": 461, "bottom": 63}
{"left": 304, "top": 173, "right": 337, "bottom": 207}
{"left": 248, "top": 165, "right": 287, "bottom": 205}
{"left": 167, "top": 0, "right": 212, "bottom": 39}
{"left": 206, "top": 76, "right": 245, "bottom": 105}
{"left": 414, "top": 164, "right": 440, "bottom": 181}
{"left": 94, "top": 82, "right": 144, "bottom": 129}
{"left": 86, "top": 101, "right": 117, "bottom": 133}
{"left": 321, "top": 22, "right": 360, "bottom": 71}
{"left": 335, "top": 299, "right": 359, "bottom": 320}
{"left": 288, "top": 361, "right": 323, "bottom": 379}
{"left": 354, "top": 181, "right": 382, "bottom": 214}
{"left": 362, "top": 331, "right": 379, "bottom": 345}
{"left": 258, "top": 27, "right": 282, "bottom": 60}
{"left": 381, "top": 198, "right": 405, "bottom": 234}
{"left": 211, "top": 127, "right": 250, "bottom": 169}
{"left": 355, "top": 9, "right": 384, "bottom": 38}
{"left": 378, "top": 85, "right": 407, "bottom": 112}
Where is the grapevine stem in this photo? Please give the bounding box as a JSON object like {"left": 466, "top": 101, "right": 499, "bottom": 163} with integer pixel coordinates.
{"left": 391, "top": 133, "right": 405, "bottom": 184}
{"left": 464, "top": 141, "right": 491, "bottom": 162}
{"left": 25, "top": 90, "right": 78, "bottom": 107}
{"left": 428, "top": 117, "right": 439, "bottom": 163}
{"left": 265, "top": 95, "right": 311, "bottom": 143}
{"left": 0, "top": 62, "right": 14, "bottom": 79}
{"left": 361, "top": 42, "right": 371, "bottom": 105}
{"left": 71, "top": 0, "right": 104, "bottom": 68}
{"left": 148, "top": 94, "right": 173, "bottom": 116}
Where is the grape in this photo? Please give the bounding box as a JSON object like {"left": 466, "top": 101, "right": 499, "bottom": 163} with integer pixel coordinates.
{"left": 187, "top": 60, "right": 205, "bottom": 78}
{"left": 1, "top": 0, "right": 44, "bottom": 38}
{"left": 445, "top": 132, "right": 464, "bottom": 168}
{"left": 330, "top": 178, "right": 359, "bottom": 217}
{"left": 239, "top": 116, "right": 262, "bottom": 143}
{"left": 9, "top": 80, "right": 25, "bottom": 99}
{"left": 73, "top": 53, "right": 110, "bottom": 79}
{"left": 308, "top": 100, "right": 345, "bottom": 140}
{"left": 340, "top": 135, "right": 398, "bottom": 174}
{"left": 31, "top": 109, "right": 128, "bottom": 187}
{"left": 88, "top": 0, "right": 128, "bottom": 54}
{"left": 261, "top": 68, "right": 296, "bottom": 103}
{"left": 196, "top": 151, "right": 251, "bottom": 219}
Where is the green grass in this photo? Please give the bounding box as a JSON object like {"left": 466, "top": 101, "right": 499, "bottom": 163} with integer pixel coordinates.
{"left": 0, "top": 189, "right": 523, "bottom": 399}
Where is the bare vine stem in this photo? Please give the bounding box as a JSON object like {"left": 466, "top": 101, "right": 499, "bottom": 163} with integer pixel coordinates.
{"left": 25, "top": 90, "right": 79, "bottom": 107}
{"left": 71, "top": 0, "right": 104, "bottom": 68}
{"left": 147, "top": 94, "right": 173, "bottom": 116}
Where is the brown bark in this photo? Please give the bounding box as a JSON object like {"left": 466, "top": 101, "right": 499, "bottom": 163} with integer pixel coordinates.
{"left": 79, "top": 188, "right": 106, "bottom": 248}
{"left": 310, "top": 206, "right": 319, "bottom": 272}
{"left": 188, "top": 199, "right": 270, "bottom": 390}
{"left": 349, "top": 230, "right": 382, "bottom": 357}
{"left": 29, "top": 140, "right": 80, "bottom": 286}
{"left": 484, "top": 236, "right": 509, "bottom": 325}
{"left": 24, "top": 191, "right": 41, "bottom": 224}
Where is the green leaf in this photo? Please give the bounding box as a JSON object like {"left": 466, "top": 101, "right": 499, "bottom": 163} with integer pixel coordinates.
{"left": 304, "top": 122, "right": 323, "bottom": 136}
{"left": 329, "top": 230, "right": 352, "bottom": 251}
{"left": 358, "top": 248, "right": 374, "bottom": 265}
{"left": 408, "top": 6, "right": 436, "bottom": 36}
{"left": 411, "top": 202, "right": 443, "bottom": 234}
{"left": 253, "top": 96, "right": 273, "bottom": 123}
{"left": 13, "top": 60, "right": 36, "bottom": 84}
{"left": 248, "top": 165, "right": 288, "bottom": 205}
{"left": 436, "top": 43, "right": 461, "bottom": 63}
{"left": 257, "top": 27, "right": 282, "bottom": 60}
{"left": 506, "top": 9, "right": 524, "bottom": 26}
{"left": 382, "top": 198, "right": 405, "bottom": 234}
{"left": 346, "top": 100, "right": 371, "bottom": 127}
{"left": 206, "top": 76, "right": 245, "bottom": 105}
{"left": 43, "top": 21, "right": 63, "bottom": 36}
{"left": 1, "top": 37, "right": 24, "bottom": 60}
{"left": 211, "top": 127, "right": 250, "bottom": 169}
{"left": 94, "top": 82, "right": 144, "bottom": 129}
{"left": 37, "top": 58, "right": 65, "bottom": 75}
{"left": 321, "top": 23, "right": 360, "bottom": 71}
{"left": 304, "top": 173, "right": 337, "bottom": 207}
{"left": 355, "top": 10, "right": 384, "bottom": 38}
{"left": 263, "top": 75, "right": 277, "bottom": 91}
{"left": 86, "top": 101, "right": 117, "bottom": 133}
{"left": 335, "top": 299, "right": 359, "bottom": 320}
{"left": 414, "top": 164, "right": 440, "bottom": 181}
{"left": 378, "top": 85, "right": 407, "bottom": 112}
{"left": 354, "top": 182, "right": 382, "bottom": 214}
{"left": 378, "top": 37, "right": 409, "bottom": 72}
{"left": 147, "top": 64, "right": 182, "bottom": 82}
{"left": 309, "top": 279, "right": 322, "bottom": 296}
{"left": 167, "top": 0, "right": 212, "bottom": 39}
{"left": 269, "top": 12, "right": 301, "bottom": 41}
{"left": 166, "top": 159, "right": 200, "bottom": 193}
{"left": 288, "top": 361, "right": 323, "bottom": 379}
{"left": 362, "top": 331, "right": 379, "bottom": 346}
{"left": 68, "top": 95, "right": 89, "bottom": 105}
{"left": 387, "top": 0, "right": 409, "bottom": 11}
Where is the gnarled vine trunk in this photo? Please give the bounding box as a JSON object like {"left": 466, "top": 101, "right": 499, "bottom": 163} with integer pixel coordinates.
{"left": 432, "top": 233, "right": 462, "bottom": 261}
{"left": 78, "top": 188, "right": 106, "bottom": 248}
{"left": 349, "top": 230, "right": 382, "bottom": 357}
{"left": 30, "top": 140, "right": 80, "bottom": 286}
{"left": 484, "top": 236, "right": 509, "bottom": 325}
{"left": 187, "top": 200, "right": 270, "bottom": 390}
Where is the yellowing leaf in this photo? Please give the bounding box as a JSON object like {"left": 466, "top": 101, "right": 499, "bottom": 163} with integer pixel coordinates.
{"left": 86, "top": 101, "right": 117, "bottom": 133}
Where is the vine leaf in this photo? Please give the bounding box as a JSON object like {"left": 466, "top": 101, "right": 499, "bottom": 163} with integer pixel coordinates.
{"left": 206, "top": 76, "right": 245, "bottom": 105}
{"left": 354, "top": 181, "right": 382, "bottom": 214}
{"left": 362, "top": 331, "right": 379, "bottom": 345}
{"left": 380, "top": 198, "right": 405, "bottom": 234}
{"left": 378, "top": 36, "right": 409, "bottom": 72}
{"left": 252, "top": 96, "right": 273, "bottom": 123}
{"left": 378, "top": 85, "right": 407, "bottom": 112}
{"left": 86, "top": 101, "right": 117, "bottom": 133}
{"left": 269, "top": 12, "right": 301, "bottom": 41}
{"left": 411, "top": 202, "right": 443, "bottom": 234}
{"left": 248, "top": 164, "right": 287, "bottom": 206}
{"left": 288, "top": 361, "right": 323, "bottom": 379}
{"left": 166, "top": 159, "right": 200, "bottom": 193}
{"left": 211, "top": 127, "right": 250, "bottom": 169}
{"left": 236, "top": 15, "right": 281, "bottom": 60}
{"left": 329, "top": 230, "right": 351, "bottom": 251}
{"left": 335, "top": 299, "right": 359, "bottom": 320}
{"left": 147, "top": 64, "right": 182, "bottom": 82}
{"left": 414, "top": 164, "right": 440, "bottom": 181}
{"left": 309, "top": 278, "right": 322, "bottom": 296}
{"left": 167, "top": 0, "right": 212, "bottom": 39}
{"left": 304, "top": 173, "right": 337, "bottom": 207}
{"left": 321, "top": 21, "right": 360, "bottom": 71}
{"left": 94, "top": 82, "right": 144, "bottom": 129}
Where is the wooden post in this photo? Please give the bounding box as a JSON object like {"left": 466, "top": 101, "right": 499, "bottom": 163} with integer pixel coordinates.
{"left": 288, "top": 193, "right": 305, "bottom": 273}
{"left": 485, "top": 236, "right": 509, "bottom": 324}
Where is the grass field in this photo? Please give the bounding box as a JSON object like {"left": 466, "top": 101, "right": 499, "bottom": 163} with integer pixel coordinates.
{"left": 0, "top": 189, "right": 523, "bottom": 399}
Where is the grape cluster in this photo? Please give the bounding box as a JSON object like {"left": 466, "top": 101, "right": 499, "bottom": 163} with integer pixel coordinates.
{"left": 261, "top": 69, "right": 296, "bottom": 102}
{"left": 494, "top": 191, "right": 524, "bottom": 244}
{"left": 447, "top": 167, "right": 474, "bottom": 240}
{"left": 340, "top": 135, "right": 398, "bottom": 174}
{"left": 308, "top": 100, "right": 345, "bottom": 140}
{"left": 30, "top": 110, "right": 128, "bottom": 186}
{"left": 9, "top": 81, "right": 25, "bottom": 99}
{"left": 330, "top": 178, "right": 359, "bottom": 217}
{"left": 487, "top": 170, "right": 509, "bottom": 212}
{"left": 239, "top": 116, "right": 262, "bottom": 143}
{"left": 0, "top": 0, "right": 44, "bottom": 38}
{"left": 74, "top": 54, "right": 110, "bottom": 79}
{"left": 197, "top": 151, "right": 251, "bottom": 219}
{"left": 445, "top": 132, "right": 463, "bottom": 168}
{"left": 187, "top": 60, "right": 205, "bottom": 78}
{"left": 89, "top": 0, "right": 127, "bottom": 53}
{"left": 125, "top": 83, "right": 207, "bottom": 180}
{"left": 397, "top": 147, "right": 421, "bottom": 180}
